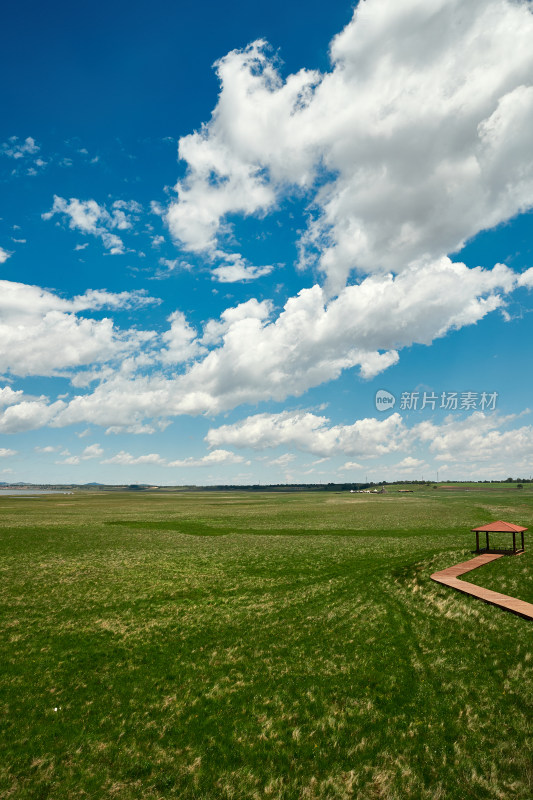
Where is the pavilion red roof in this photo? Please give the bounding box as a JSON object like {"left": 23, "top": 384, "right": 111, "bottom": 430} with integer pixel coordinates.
{"left": 471, "top": 520, "right": 527, "bottom": 533}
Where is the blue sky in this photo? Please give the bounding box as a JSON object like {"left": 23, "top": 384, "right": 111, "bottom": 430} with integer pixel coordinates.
{"left": 1, "top": 0, "right": 533, "bottom": 485}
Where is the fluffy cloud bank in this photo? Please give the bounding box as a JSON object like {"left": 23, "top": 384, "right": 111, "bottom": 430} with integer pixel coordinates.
{"left": 0, "top": 255, "right": 528, "bottom": 433}
{"left": 206, "top": 408, "right": 533, "bottom": 477}
{"left": 415, "top": 412, "right": 533, "bottom": 467}
{"left": 167, "top": 0, "right": 533, "bottom": 292}
{"left": 207, "top": 411, "right": 408, "bottom": 458}
{"left": 49, "top": 258, "right": 520, "bottom": 428}
{"left": 0, "top": 280, "right": 158, "bottom": 377}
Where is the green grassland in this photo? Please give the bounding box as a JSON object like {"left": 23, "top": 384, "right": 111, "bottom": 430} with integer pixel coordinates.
{"left": 1, "top": 487, "right": 532, "bottom": 799}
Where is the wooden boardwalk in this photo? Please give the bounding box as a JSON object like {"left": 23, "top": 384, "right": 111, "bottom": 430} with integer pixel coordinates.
{"left": 431, "top": 553, "right": 533, "bottom": 620}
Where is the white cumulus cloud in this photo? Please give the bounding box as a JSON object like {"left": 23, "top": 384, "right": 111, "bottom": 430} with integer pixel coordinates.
{"left": 81, "top": 443, "right": 104, "bottom": 459}
{"left": 0, "top": 387, "right": 24, "bottom": 407}
{"left": 52, "top": 257, "right": 523, "bottom": 429}
{"left": 167, "top": 0, "right": 533, "bottom": 293}
{"left": 0, "top": 399, "right": 65, "bottom": 434}
{"left": 339, "top": 461, "right": 363, "bottom": 471}
{"left": 211, "top": 253, "right": 273, "bottom": 283}
{"left": 160, "top": 311, "right": 205, "bottom": 365}
{"left": 413, "top": 412, "right": 533, "bottom": 466}
{"left": 393, "top": 456, "right": 427, "bottom": 472}
{"left": 0, "top": 280, "right": 157, "bottom": 377}
{"left": 167, "top": 449, "right": 245, "bottom": 467}
{"left": 102, "top": 451, "right": 165, "bottom": 465}
{"left": 269, "top": 453, "right": 296, "bottom": 467}
{"left": 207, "top": 410, "right": 408, "bottom": 458}
{"left": 43, "top": 197, "right": 142, "bottom": 254}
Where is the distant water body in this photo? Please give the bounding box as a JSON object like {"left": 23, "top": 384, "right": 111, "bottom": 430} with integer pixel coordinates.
{"left": 0, "top": 489, "right": 74, "bottom": 496}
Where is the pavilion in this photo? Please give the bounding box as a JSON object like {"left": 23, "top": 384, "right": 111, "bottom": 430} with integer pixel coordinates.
{"left": 471, "top": 520, "right": 527, "bottom": 554}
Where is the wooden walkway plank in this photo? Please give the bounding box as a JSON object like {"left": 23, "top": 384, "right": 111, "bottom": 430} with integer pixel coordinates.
{"left": 431, "top": 553, "right": 533, "bottom": 620}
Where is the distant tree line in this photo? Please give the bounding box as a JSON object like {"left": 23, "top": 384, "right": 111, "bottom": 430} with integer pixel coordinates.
{"left": 3, "top": 478, "right": 532, "bottom": 492}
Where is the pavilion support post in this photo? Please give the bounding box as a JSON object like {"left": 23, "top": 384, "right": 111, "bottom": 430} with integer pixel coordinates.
{"left": 486, "top": 531, "right": 490, "bottom": 552}
{"left": 522, "top": 531, "right": 525, "bottom": 552}
{"left": 476, "top": 531, "right": 479, "bottom": 552}
{"left": 513, "top": 531, "right": 516, "bottom": 554}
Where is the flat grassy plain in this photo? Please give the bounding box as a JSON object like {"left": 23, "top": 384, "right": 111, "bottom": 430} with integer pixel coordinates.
{"left": 1, "top": 487, "right": 532, "bottom": 800}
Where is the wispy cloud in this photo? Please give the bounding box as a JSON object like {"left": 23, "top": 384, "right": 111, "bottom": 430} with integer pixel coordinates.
{"left": 0, "top": 247, "right": 12, "bottom": 264}
{"left": 1, "top": 136, "right": 39, "bottom": 159}
{"left": 101, "top": 450, "right": 165, "bottom": 465}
